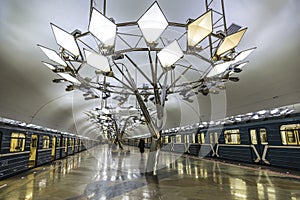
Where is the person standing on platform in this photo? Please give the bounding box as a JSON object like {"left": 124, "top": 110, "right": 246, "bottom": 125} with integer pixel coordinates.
{"left": 138, "top": 138, "right": 145, "bottom": 154}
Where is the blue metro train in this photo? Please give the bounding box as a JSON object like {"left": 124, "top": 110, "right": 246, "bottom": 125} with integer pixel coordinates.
{"left": 128, "top": 113, "right": 300, "bottom": 171}
{"left": 0, "top": 122, "right": 98, "bottom": 180}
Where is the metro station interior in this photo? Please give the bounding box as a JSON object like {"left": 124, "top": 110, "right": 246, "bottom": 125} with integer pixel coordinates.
{"left": 0, "top": 0, "right": 300, "bottom": 199}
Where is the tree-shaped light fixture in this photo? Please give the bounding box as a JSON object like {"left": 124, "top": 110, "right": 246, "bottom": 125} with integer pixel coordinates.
{"left": 38, "top": 0, "right": 256, "bottom": 175}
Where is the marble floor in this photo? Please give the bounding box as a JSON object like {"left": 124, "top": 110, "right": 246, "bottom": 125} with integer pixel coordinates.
{"left": 0, "top": 144, "right": 300, "bottom": 200}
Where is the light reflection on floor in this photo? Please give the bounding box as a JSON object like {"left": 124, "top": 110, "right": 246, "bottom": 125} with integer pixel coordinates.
{"left": 0, "top": 144, "right": 300, "bottom": 200}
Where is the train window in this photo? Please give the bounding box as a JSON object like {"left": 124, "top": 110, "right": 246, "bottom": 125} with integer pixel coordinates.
{"left": 184, "top": 135, "right": 189, "bottom": 143}
{"left": 70, "top": 138, "right": 74, "bottom": 146}
{"left": 214, "top": 132, "right": 219, "bottom": 144}
{"left": 164, "top": 136, "right": 169, "bottom": 144}
{"left": 280, "top": 124, "right": 300, "bottom": 145}
{"left": 209, "top": 133, "right": 213, "bottom": 144}
{"left": 192, "top": 134, "right": 195, "bottom": 143}
{"left": 57, "top": 138, "right": 61, "bottom": 147}
{"left": 31, "top": 137, "right": 37, "bottom": 148}
{"left": 250, "top": 129, "right": 258, "bottom": 144}
{"left": 10, "top": 132, "right": 26, "bottom": 152}
{"left": 176, "top": 135, "right": 182, "bottom": 143}
{"left": 260, "top": 129, "right": 268, "bottom": 145}
{"left": 197, "top": 134, "right": 201, "bottom": 144}
{"left": 70, "top": 138, "right": 74, "bottom": 151}
{"left": 64, "top": 138, "right": 68, "bottom": 152}
{"left": 42, "top": 136, "right": 50, "bottom": 149}
{"left": 201, "top": 133, "right": 205, "bottom": 144}
{"left": 224, "top": 129, "right": 240, "bottom": 144}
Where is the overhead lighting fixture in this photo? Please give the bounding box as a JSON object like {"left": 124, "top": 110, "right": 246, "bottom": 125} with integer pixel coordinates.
{"left": 57, "top": 72, "right": 81, "bottom": 84}
{"left": 257, "top": 110, "right": 267, "bottom": 115}
{"left": 207, "top": 60, "right": 235, "bottom": 77}
{"left": 270, "top": 108, "right": 279, "bottom": 115}
{"left": 157, "top": 40, "right": 183, "bottom": 68}
{"left": 216, "top": 28, "right": 247, "bottom": 56}
{"left": 38, "top": 45, "right": 67, "bottom": 67}
{"left": 280, "top": 108, "right": 289, "bottom": 115}
{"left": 84, "top": 49, "right": 111, "bottom": 73}
{"left": 234, "top": 47, "right": 256, "bottom": 63}
{"left": 187, "top": 10, "right": 212, "bottom": 47}
{"left": 137, "top": 2, "right": 168, "bottom": 44}
{"left": 286, "top": 109, "right": 295, "bottom": 115}
{"left": 51, "top": 23, "right": 80, "bottom": 57}
{"left": 102, "top": 108, "right": 110, "bottom": 115}
{"left": 42, "top": 61, "right": 56, "bottom": 70}
{"left": 89, "top": 8, "right": 117, "bottom": 47}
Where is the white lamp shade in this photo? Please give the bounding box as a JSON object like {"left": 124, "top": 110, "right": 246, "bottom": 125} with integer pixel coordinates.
{"left": 84, "top": 49, "right": 110, "bottom": 73}
{"left": 157, "top": 40, "right": 183, "bottom": 68}
{"left": 216, "top": 28, "right": 247, "bottom": 56}
{"left": 51, "top": 23, "right": 80, "bottom": 57}
{"left": 187, "top": 10, "right": 212, "bottom": 47}
{"left": 207, "top": 60, "right": 234, "bottom": 77}
{"left": 89, "top": 8, "right": 117, "bottom": 47}
{"left": 38, "top": 45, "right": 67, "bottom": 67}
{"left": 57, "top": 72, "right": 81, "bottom": 84}
{"left": 137, "top": 2, "right": 168, "bottom": 44}
{"left": 234, "top": 47, "right": 256, "bottom": 62}
{"left": 42, "top": 62, "right": 56, "bottom": 70}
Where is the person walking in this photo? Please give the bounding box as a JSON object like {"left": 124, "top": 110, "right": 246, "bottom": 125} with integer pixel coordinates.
{"left": 138, "top": 138, "right": 145, "bottom": 154}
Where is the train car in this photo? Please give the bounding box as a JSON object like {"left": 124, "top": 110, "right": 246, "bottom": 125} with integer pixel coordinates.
{"left": 0, "top": 123, "right": 32, "bottom": 179}
{"left": 74, "top": 137, "right": 80, "bottom": 153}
{"left": 188, "top": 113, "right": 300, "bottom": 171}
{"left": 0, "top": 122, "right": 98, "bottom": 180}
{"left": 67, "top": 135, "right": 76, "bottom": 156}
{"left": 211, "top": 113, "right": 300, "bottom": 170}
{"left": 34, "top": 130, "right": 56, "bottom": 166}
{"left": 144, "top": 137, "right": 151, "bottom": 148}
{"left": 161, "top": 129, "right": 198, "bottom": 155}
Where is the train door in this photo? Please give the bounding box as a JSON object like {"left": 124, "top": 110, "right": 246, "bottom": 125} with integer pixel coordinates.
{"left": 51, "top": 136, "right": 56, "bottom": 160}
{"left": 249, "top": 128, "right": 268, "bottom": 163}
{"left": 29, "top": 134, "right": 38, "bottom": 167}
{"left": 71, "top": 138, "right": 75, "bottom": 154}
{"left": 64, "top": 137, "right": 68, "bottom": 156}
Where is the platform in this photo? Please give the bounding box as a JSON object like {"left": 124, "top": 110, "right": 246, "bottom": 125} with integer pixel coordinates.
{"left": 0, "top": 144, "right": 300, "bottom": 200}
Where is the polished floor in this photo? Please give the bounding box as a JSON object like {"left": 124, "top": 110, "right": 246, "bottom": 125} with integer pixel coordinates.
{"left": 1, "top": 145, "right": 300, "bottom": 200}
